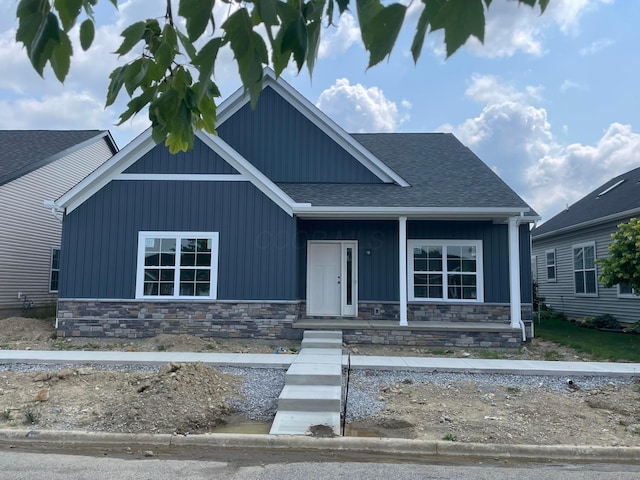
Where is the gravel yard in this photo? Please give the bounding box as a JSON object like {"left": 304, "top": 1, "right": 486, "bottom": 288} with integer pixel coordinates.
{"left": 0, "top": 316, "right": 639, "bottom": 445}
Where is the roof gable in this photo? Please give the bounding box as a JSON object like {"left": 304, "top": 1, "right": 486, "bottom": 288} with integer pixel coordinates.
{"left": 532, "top": 165, "right": 640, "bottom": 238}
{"left": 0, "top": 130, "right": 114, "bottom": 186}
{"left": 216, "top": 69, "right": 409, "bottom": 187}
{"left": 217, "top": 86, "right": 383, "bottom": 183}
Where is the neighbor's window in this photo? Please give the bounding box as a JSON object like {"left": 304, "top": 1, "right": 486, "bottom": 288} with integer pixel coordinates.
{"left": 618, "top": 283, "right": 637, "bottom": 297}
{"left": 546, "top": 249, "right": 556, "bottom": 281}
{"left": 136, "top": 232, "right": 219, "bottom": 299}
{"left": 408, "top": 240, "right": 483, "bottom": 302}
{"left": 573, "top": 242, "right": 597, "bottom": 295}
{"left": 49, "top": 247, "right": 60, "bottom": 292}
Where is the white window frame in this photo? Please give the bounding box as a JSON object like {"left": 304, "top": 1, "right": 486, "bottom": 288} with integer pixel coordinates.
{"left": 135, "top": 231, "right": 219, "bottom": 300}
{"left": 545, "top": 249, "right": 556, "bottom": 282}
{"left": 408, "top": 239, "right": 484, "bottom": 302}
{"left": 572, "top": 241, "right": 597, "bottom": 296}
{"left": 49, "top": 247, "right": 61, "bottom": 293}
{"left": 617, "top": 283, "right": 638, "bottom": 298}
{"left": 531, "top": 255, "right": 538, "bottom": 283}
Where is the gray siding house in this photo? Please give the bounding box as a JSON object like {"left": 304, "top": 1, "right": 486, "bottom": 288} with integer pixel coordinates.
{"left": 0, "top": 130, "right": 117, "bottom": 316}
{"left": 49, "top": 71, "right": 538, "bottom": 347}
{"left": 532, "top": 166, "right": 640, "bottom": 324}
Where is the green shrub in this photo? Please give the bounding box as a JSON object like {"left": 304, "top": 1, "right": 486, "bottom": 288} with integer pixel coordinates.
{"left": 577, "top": 314, "right": 621, "bottom": 330}
{"left": 624, "top": 321, "right": 640, "bottom": 334}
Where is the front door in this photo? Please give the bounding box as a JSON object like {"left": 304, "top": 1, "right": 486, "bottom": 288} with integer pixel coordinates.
{"left": 307, "top": 241, "right": 357, "bottom": 316}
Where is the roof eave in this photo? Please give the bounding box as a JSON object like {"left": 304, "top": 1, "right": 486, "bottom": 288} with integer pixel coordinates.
{"left": 293, "top": 206, "right": 534, "bottom": 221}
{"left": 532, "top": 206, "right": 640, "bottom": 241}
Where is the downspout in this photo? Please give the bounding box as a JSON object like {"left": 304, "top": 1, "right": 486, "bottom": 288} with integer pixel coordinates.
{"left": 519, "top": 212, "right": 527, "bottom": 342}
{"left": 43, "top": 200, "right": 64, "bottom": 222}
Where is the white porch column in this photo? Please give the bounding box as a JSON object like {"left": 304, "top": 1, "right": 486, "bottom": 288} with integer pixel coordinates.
{"left": 399, "top": 216, "right": 408, "bottom": 326}
{"left": 508, "top": 216, "right": 522, "bottom": 328}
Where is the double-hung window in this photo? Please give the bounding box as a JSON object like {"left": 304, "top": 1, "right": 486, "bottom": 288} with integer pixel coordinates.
{"left": 408, "top": 240, "right": 483, "bottom": 302}
{"left": 545, "top": 249, "right": 556, "bottom": 281}
{"left": 136, "top": 232, "right": 219, "bottom": 299}
{"left": 573, "top": 242, "right": 597, "bottom": 295}
{"left": 618, "top": 283, "right": 637, "bottom": 297}
{"left": 49, "top": 247, "right": 61, "bottom": 293}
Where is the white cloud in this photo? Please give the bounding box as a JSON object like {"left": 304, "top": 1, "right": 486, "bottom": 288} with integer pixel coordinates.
{"left": 465, "top": 73, "right": 542, "bottom": 104}
{"left": 458, "top": 0, "right": 611, "bottom": 58}
{"left": 560, "top": 79, "right": 588, "bottom": 92}
{"left": 441, "top": 73, "right": 640, "bottom": 221}
{"left": 316, "top": 78, "right": 410, "bottom": 133}
{"left": 318, "top": 13, "right": 362, "bottom": 59}
{"left": 579, "top": 38, "right": 615, "bottom": 56}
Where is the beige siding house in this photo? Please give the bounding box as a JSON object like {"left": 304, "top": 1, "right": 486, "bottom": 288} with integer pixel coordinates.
{"left": 531, "top": 166, "right": 640, "bottom": 324}
{"left": 0, "top": 131, "right": 117, "bottom": 316}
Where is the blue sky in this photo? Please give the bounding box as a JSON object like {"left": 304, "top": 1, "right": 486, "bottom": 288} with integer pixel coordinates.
{"left": 0, "top": 0, "right": 638, "bottom": 222}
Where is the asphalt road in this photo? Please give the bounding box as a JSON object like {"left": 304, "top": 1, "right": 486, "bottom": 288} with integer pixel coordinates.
{"left": 1, "top": 450, "right": 639, "bottom": 480}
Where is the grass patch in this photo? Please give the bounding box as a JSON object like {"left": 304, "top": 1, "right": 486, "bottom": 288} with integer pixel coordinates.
{"left": 543, "top": 350, "right": 564, "bottom": 361}
{"left": 506, "top": 386, "right": 521, "bottom": 394}
{"left": 536, "top": 312, "right": 640, "bottom": 362}
{"left": 1, "top": 409, "right": 11, "bottom": 420}
{"left": 442, "top": 433, "right": 458, "bottom": 441}
{"left": 23, "top": 408, "right": 39, "bottom": 425}
{"left": 477, "top": 350, "right": 508, "bottom": 359}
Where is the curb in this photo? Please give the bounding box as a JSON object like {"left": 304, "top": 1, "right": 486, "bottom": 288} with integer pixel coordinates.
{"left": 1, "top": 429, "right": 639, "bottom": 463}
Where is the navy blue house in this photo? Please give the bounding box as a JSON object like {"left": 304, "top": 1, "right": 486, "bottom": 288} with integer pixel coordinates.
{"left": 50, "top": 70, "right": 538, "bottom": 347}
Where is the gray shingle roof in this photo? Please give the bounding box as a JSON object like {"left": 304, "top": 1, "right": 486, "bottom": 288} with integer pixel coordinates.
{"left": 278, "top": 133, "right": 535, "bottom": 212}
{"left": 532, "top": 165, "right": 640, "bottom": 237}
{"left": 0, "top": 130, "right": 107, "bottom": 186}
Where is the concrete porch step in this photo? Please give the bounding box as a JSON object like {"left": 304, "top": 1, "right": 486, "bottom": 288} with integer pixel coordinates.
{"left": 285, "top": 363, "right": 342, "bottom": 386}
{"left": 277, "top": 385, "right": 342, "bottom": 412}
{"left": 301, "top": 337, "right": 343, "bottom": 349}
{"left": 303, "top": 330, "right": 343, "bottom": 340}
{"left": 269, "top": 410, "right": 341, "bottom": 436}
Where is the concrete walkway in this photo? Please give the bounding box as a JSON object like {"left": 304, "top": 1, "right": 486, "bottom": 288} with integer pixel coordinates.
{"left": 1, "top": 349, "right": 639, "bottom": 376}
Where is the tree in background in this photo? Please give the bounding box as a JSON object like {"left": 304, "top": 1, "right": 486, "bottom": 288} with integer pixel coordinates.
{"left": 15, "top": 0, "right": 549, "bottom": 152}
{"left": 598, "top": 218, "right": 640, "bottom": 294}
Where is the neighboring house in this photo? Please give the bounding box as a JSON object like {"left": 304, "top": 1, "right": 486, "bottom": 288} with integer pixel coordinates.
{"left": 531, "top": 166, "right": 640, "bottom": 324}
{"left": 0, "top": 130, "right": 117, "bottom": 317}
{"left": 49, "top": 70, "right": 538, "bottom": 347}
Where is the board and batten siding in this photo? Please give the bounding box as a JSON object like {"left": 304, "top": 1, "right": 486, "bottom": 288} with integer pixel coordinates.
{"left": 217, "top": 87, "right": 384, "bottom": 184}
{"left": 60, "top": 180, "right": 297, "bottom": 300}
{"left": 297, "top": 220, "right": 532, "bottom": 304}
{"left": 532, "top": 218, "right": 640, "bottom": 324}
{"left": 0, "top": 138, "right": 114, "bottom": 313}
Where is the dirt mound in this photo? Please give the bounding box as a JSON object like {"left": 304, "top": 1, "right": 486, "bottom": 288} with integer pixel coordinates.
{"left": 0, "top": 317, "right": 55, "bottom": 343}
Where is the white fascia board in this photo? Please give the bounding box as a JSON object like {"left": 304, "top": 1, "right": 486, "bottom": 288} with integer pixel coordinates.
{"left": 215, "top": 69, "right": 410, "bottom": 187}
{"left": 293, "top": 206, "right": 531, "bottom": 219}
{"left": 532, "top": 206, "right": 640, "bottom": 241}
{"left": 114, "top": 174, "right": 247, "bottom": 181}
{"left": 56, "top": 128, "right": 157, "bottom": 213}
{"left": 195, "top": 131, "right": 310, "bottom": 216}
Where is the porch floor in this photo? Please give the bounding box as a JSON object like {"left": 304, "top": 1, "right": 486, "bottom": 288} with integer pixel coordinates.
{"left": 294, "top": 319, "right": 518, "bottom": 333}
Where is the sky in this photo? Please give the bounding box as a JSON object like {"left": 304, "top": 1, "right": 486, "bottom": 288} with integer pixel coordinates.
{"left": 0, "top": 0, "right": 638, "bottom": 223}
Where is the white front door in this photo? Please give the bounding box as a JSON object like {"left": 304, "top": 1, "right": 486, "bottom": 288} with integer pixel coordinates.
{"left": 307, "top": 241, "right": 357, "bottom": 317}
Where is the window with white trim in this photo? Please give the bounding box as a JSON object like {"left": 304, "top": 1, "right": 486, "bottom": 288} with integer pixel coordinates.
{"left": 136, "top": 232, "right": 219, "bottom": 299}
{"left": 573, "top": 242, "right": 597, "bottom": 295}
{"left": 408, "top": 240, "right": 483, "bottom": 302}
{"left": 49, "top": 247, "right": 60, "bottom": 293}
{"left": 618, "top": 283, "right": 637, "bottom": 297}
{"left": 545, "top": 249, "right": 556, "bottom": 281}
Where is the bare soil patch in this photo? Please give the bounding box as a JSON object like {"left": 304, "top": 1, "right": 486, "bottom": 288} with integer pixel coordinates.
{"left": 1, "top": 316, "right": 639, "bottom": 446}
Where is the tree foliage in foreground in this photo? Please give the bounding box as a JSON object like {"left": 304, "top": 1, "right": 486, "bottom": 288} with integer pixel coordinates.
{"left": 16, "top": 0, "right": 549, "bottom": 152}
{"left": 598, "top": 218, "right": 640, "bottom": 294}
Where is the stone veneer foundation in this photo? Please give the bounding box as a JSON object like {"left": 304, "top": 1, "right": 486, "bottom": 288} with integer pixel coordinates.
{"left": 56, "top": 300, "right": 533, "bottom": 347}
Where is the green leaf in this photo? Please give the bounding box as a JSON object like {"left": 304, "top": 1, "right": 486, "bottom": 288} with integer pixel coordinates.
{"left": 223, "top": 8, "right": 268, "bottom": 106}
{"left": 155, "top": 42, "right": 174, "bottom": 73}
{"left": 30, "top": 12, "right": 62, "bottom": 77}
{"left": 357, "top": 0, "right": 406, "bottom": 67}
{"left": 114, "top": 21, "right": 146, "bottom": 56}
{"left": 79, "top": 19, "right": 95, "bottom": 51}
{"left": 253, "top": 0, "right": 280, "bottom": 27}
{"left": 122, "top": 57, "right": 150, "bottom": 95}
{"left": 336, "top": 0, "right": 350, "bottom": 14}
{"left": 411, "top": 3, "right": 430, "bottom": 63}
{"left": 54, "top": 0, "right": 82, "bottom": 31}
{"left": 306, "top": 18, "right": 321, "bottom": 76}
{"left": 117, "top": 88, "right": 155, "bottom": 125}
{"left": 178, "top": 0, "right": 215, "bottom": 41}
{"left": 425, "top": 0, "right": 485, "bottom": 57}
{"left": 49, "top": 30, "right": 72, "bottom": 82}
{"left": 106, "top": 65, "right": 128, "bottom": 106}
{"left": 194, "top": 37, "right": 222, "bottom": 101}
{"left": 176, "top": 29, "right": 197, "bottom": 62}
